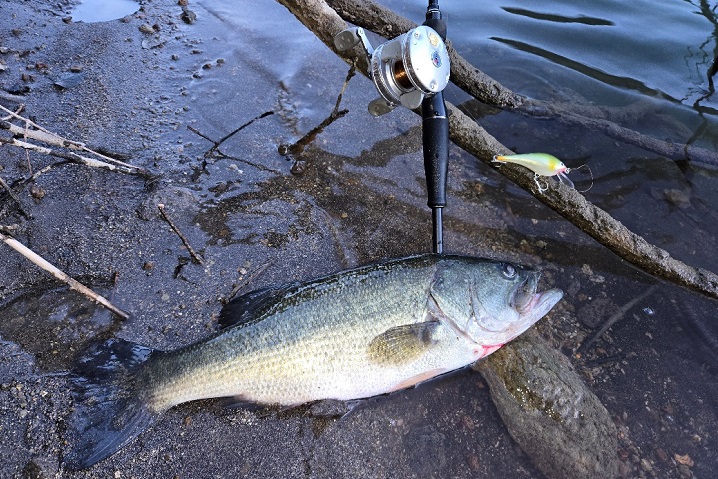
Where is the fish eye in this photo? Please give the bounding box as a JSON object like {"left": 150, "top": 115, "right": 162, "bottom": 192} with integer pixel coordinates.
{"left": 500, "top": 263, "right": 518, "bottom": 279}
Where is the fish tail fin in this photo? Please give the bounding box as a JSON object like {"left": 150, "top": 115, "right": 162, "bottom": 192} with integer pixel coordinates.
{"left": 63, "top": 338, "right": 163, "bottom": 470}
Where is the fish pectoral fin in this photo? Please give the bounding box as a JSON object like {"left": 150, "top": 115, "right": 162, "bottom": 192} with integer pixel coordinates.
{"left": 367, "top": 321, "right": 439, "bottom": 366}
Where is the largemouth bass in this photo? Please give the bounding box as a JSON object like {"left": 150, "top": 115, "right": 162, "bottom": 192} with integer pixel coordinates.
{"left": 64, "top": 254, "right": 562, "bottom": 469}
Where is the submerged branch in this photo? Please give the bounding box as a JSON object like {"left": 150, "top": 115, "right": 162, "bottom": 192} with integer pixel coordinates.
{"left": 274, "top": 0, "right": 718, "bottom": 301}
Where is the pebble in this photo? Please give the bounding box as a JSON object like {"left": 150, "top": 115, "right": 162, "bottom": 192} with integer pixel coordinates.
{"left": 139, "top": 23, "right": 155, "bottom": 34}
{"left": 181, "top": 7, "right": 197, "bottom": 24}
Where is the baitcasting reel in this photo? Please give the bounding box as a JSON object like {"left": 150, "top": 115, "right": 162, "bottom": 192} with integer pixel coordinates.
{"left": 334, "top": 24, "right": 450, "bottom": 116}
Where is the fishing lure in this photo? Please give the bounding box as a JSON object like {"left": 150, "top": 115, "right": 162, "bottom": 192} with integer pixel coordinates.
{"left": 492, "top": 152, "right": 591, "bottom": 192}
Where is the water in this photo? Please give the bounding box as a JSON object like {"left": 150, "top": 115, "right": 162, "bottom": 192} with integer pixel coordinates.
{"left": 367, "top": 2, "right": 718, "bottom": 477}
{"left": 71, "top": 0, "right": 139, "bottom": 23}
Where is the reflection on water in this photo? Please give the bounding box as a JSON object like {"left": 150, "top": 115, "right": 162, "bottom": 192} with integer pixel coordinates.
{"left": 71, "top": 0, "right": 139, "bottom": 23}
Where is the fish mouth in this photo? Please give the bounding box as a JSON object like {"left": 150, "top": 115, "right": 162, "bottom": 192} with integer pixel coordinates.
{"left": 517, "top": 288, "right": 564, "bottom": 320}
{"left": 512, "top": 273, "right": 563, "bottom": 319}
{"left": 511, "top": 273, "right": 539, "bottom": 314}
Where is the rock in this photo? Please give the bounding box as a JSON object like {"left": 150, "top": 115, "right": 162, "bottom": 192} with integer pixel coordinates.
{"left": 181, "top": 7, "right": 197, "bottom": 24}
{"left": 476, "top": 330, "right": 619, "bottom": 479}
{"left": 51, "top": 72, "right": 84, "bottom": 90}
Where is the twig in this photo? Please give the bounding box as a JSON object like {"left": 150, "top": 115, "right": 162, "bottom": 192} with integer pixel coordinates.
{"left": 17, "top": 160, "right": 72, "bottom": 185}
{"left": 157, "top": 203, "right": 205, "bottom": 266}
{"left": 277, "top": 62, "right": 354, "bottom": 171}
{"left": 0, "top": 105, "right": 152, "bottom": 177}
{"left": 1, "top": 103, "right": 25, "bottom": 121}
{"left": 187, "top": 125, "right": 217, "bottom": 145}
{"left": 187, "top": 111, "right": 275, "bottom": 154}
{"left": 0, "top": 231, "right": 130, "bottom": 320}
{"left": 0, "top": 137, "right": 143, "bottom": 176}
{"left": 0, "top": 175, "right": 30, "bottom": 218}
{"left": 577, "top": 284, "right": 660, "bottom": 353}
{"left": 213, "top": 111, "right": 275, "bottom": 151}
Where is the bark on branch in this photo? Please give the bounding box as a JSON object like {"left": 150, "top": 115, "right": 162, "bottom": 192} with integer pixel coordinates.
{"left": 274, "top": 0, "right": 718, "bottom": 301}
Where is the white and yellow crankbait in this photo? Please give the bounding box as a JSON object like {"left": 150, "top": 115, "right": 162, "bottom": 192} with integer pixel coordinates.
{"left": 492, "top": 152, "right": 591, "bottom": 192}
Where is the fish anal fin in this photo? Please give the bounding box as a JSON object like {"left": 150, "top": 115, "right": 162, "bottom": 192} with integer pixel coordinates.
{"left": 367, "top": 321, "right": 439, "bottom": 366}
{"left": 388, "top": 368, "right": 447, "bottom": 392}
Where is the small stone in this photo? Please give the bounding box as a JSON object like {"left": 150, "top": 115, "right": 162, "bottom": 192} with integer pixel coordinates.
{"left": 69, "top": 65, "right": 83, "bottom": 73}
{"left": 467, "top": 454, "right": 480, "bottom": 472}
{"left": 139, "top": 23, "right": 155, "bottom": 34}
{"left": 30, "top": 184, "right": 46, "bottom": 199}
{"left": 674, "top": 453, "right": 694, "bottom": 467}
{"left": 181, "top": 7, "right": 197, "bottom": 24}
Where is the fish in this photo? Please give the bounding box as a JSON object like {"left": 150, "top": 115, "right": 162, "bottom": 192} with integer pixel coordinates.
{"left": 492, "top": 152, "right": 575, "bottom": 189}
{"left": 63, "top": 254, "right": 563, "bottom": 470}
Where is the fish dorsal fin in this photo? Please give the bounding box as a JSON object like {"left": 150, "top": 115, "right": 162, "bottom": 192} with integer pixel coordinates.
{"left": 367, "top": 321, "right": 439, "bottom": 366}
{"left": 219, "top": 283, "right": 300, "bottom": 329}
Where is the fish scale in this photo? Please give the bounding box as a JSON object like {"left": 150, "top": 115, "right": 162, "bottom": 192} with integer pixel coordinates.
{"left": 64, "top": 254, "right": 563, "bottom": 470}
{"left": 147, "top": 257, "right": 438, "bottom": 408}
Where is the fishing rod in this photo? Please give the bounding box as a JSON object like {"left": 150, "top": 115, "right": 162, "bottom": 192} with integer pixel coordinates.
{"left": 334, "top": 1, "right": 451, "bottom": 254}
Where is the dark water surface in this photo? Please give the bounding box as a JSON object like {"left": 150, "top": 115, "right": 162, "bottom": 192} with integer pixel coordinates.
{"left": 1, "top": 0, "right": 718, "bottom": 477}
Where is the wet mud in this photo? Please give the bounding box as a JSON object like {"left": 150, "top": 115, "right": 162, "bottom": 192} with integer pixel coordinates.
{"left": 1, "top": 0, "right": 717, "bottom": 478}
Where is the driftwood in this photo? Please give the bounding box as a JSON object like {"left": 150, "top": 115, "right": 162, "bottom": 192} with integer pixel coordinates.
{"left": 274, "top": 0, "right": 718, "bottom": 302}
